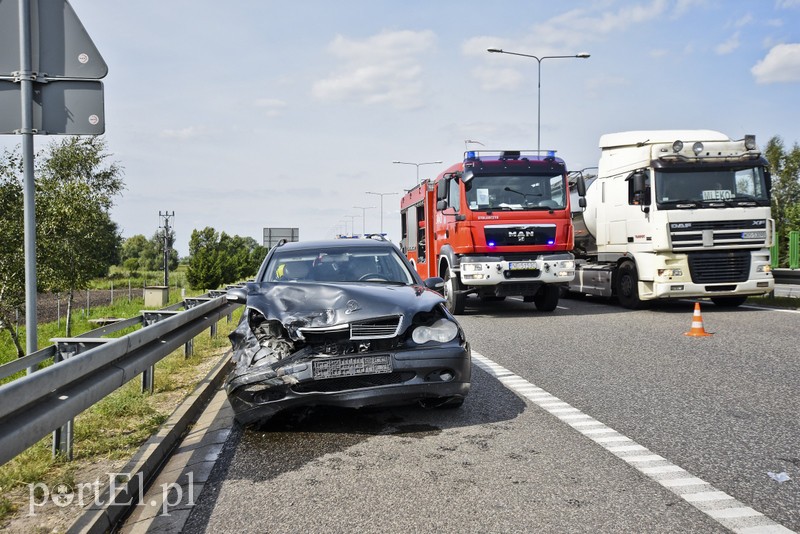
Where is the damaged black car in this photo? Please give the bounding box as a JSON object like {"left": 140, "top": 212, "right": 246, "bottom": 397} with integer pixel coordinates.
{"left": 224, "top": 237, "right": 471, "bottom": 425}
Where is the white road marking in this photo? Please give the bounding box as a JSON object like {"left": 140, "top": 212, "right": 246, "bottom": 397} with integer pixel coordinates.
{"left": 471, "top": 351, "right": 794, "bottom": 534}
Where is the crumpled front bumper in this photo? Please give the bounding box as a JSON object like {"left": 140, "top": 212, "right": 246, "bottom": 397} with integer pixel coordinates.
{"left": 226, "top": 343, "right": 471, "bottom": 425}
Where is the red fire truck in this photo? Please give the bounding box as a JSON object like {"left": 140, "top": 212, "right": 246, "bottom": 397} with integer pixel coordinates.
{"left": 400, "top": 150, "right": 577, "bottom": 314}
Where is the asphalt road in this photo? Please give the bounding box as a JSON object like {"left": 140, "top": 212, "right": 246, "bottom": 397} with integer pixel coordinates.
{"left": 184, "top": 296, "right": 798, "bottom": 533}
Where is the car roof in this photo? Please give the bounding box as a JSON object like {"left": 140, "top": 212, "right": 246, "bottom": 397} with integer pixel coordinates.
{"left": 273, "top": 239, "right": 396, "bottom": 252}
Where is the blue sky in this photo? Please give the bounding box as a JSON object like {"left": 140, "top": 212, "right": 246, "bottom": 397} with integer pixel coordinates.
{"left": 3, "top": 0, "right": 800, "bottom": 256}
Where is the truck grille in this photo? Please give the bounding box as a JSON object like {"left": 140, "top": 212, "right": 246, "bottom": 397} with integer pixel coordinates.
{"left": 669, "top": 219, "right": 767, "bottom": 250}
{"left": 484, "top": 224, "right": 556, "bottom": 247}
{"left": 687, "top": 251, "right": 751, "bottom": 283}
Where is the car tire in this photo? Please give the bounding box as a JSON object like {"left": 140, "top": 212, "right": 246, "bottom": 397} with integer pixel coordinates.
{"left": 533, "top": 285, "right": 560, "bottom": 311}
{"left": 711, "top": 296, "right": 748, "bottom": 307}
{"left": 444, "top": 268, "right": 466, "bottom": 315}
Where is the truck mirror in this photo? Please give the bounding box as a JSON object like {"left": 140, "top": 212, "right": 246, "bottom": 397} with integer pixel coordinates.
{"left": 765, "top": 170, "right": 772, "bottom": 196}
{"left": 632, "top": 172, "right": 646, "bottom": 193}
{"left": 576, "top": 175, "right": 587, "bottom": 197}
{"left": 436, "top": 181, "right": 448, "bottom": 201}
{"left": 437, "top": 199, "right": 447, "bottom": 211}
{"left": 579, "top": 197, "right": 586, "bottom": 208}
{"left": 418, "top": 220, "right": 426, "bottom": 229}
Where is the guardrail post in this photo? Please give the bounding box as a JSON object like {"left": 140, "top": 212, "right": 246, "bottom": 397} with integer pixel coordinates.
{"left": 790, "top": 231, "right": 799, "bottom": 270}
{"left": 49, "top": 339, "right": 110, "bottom": 460}
{"left": 141, "top": 365, "right": 155, "bottom": 394}
{"left": 210, "top": 321, "right": 217, "bottom": 338}
{"left": 184, "top": 338, "right": 194, "bottom": 358}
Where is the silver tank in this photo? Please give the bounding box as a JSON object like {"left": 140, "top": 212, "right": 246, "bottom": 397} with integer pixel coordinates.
{"left": 570, "top": 176, "right": 599, "bottom": 258}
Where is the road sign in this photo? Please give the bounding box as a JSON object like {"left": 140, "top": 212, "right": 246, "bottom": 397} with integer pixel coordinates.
{"left": 0, "top": 79, "right": 104, "bottom": 134}
{"left": 0, "top": 0, "right": 107, "bottom": 79}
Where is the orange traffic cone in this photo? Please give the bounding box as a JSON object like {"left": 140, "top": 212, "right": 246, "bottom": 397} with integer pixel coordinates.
{"left": 684, "top": 302, "right": 712, "bottom": 337}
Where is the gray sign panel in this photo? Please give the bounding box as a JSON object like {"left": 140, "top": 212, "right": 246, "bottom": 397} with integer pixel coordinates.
{"left": 0, "top": 79, "right": 104, "bottom": 134}
{"left": 0, "top": 0, "right": 107, "bottom": 79}
{"left": 263, "top": 227, "right": 300, "bottom": 249}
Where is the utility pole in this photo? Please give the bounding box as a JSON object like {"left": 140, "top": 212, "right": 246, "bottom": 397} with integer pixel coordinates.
{"left": 158, "top": 211, "right": 175, "bottom": 286}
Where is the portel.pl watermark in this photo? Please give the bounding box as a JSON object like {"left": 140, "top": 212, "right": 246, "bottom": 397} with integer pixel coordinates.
{"left": 28, "top": 472, "right": 195, "bottom": 517}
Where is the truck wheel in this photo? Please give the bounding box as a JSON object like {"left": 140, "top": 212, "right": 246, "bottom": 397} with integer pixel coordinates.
{"left": 522, "top": 295, "right": 535, "bottom": 303}
{"left": 444, "top": 268, "right": 466, "bottom": 315}
{"left": 615, "top": 261, "right": 644, "bottom": 309}
{"left": 533, "top": 285, "right": 560, "bottom": 311}
{"left": 711, "top": 296, "right": 748, "bottom": 307}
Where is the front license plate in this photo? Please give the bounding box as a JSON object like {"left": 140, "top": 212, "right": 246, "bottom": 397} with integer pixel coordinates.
{"left": 741, "top": 231, "right": 766, "bottom": 239}
{"left": 313, "top": 355, "right": 392, "bottom": 380}
{"left": 508, "top": 261, "right": 537, "bottom": 270}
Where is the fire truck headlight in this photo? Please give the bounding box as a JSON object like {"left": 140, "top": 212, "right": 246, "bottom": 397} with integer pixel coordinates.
{"left": 462, "top": 263, "right": 483, "bottom": 272}
{"left": 560, "top": 260, "right": 575, "bottom": 270}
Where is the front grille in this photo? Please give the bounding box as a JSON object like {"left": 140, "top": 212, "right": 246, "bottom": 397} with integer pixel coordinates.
{"left": 350, "top": 316, "right": 401, "bottom": 339}
{"left": 291, "top": 371, "right": 415, "bottom": 393}
{"left": 669, "top": 219, "right": 768, "bottom": 250}
{"left": 687, "top": 251, "right": 750, "bottom": 283}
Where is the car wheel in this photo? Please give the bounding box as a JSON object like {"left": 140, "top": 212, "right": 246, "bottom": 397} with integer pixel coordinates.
{"left": 443, "top": 268, "right": 466, "bottom": 315}
{"left": 615, "top": 261, "right": 645, "bottom": 309}
{"left": 711, "top": 296, "right": 748, "bottom": 307}
{"left": 533, "top": 285, "right": 560, "bottom": 311}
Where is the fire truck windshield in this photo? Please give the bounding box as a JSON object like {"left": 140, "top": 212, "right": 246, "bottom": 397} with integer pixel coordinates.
{"left": 655, "top": 166, "right": 769, "bottom": 209}
{"left": 464, "top": 173, "right": 566, "bottom": 211}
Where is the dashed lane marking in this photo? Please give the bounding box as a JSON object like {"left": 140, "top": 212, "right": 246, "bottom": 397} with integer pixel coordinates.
{"left": 471, "top": 351, "right": 795, "bottom": 534}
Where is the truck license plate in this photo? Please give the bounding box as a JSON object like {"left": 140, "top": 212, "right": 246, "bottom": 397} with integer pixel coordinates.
{"left": 741, "top": 231, "right": 766, "bottom": 239}
{"left": 313, "top": 355, "right": 392, "bottom": 380}
{"left": 508, "top": 261, "right": 537, "bottom": 270}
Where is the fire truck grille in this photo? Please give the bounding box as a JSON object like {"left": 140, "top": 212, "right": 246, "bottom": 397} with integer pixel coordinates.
{"left": 687, "top": 251, "right": 751, "bottom": 284}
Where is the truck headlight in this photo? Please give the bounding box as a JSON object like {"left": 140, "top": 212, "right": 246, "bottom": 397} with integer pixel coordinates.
{"left": 412, "top": 319, "right": 459, "bottom": 344}
{"left": 757, "top": 265, "right": 771, "bottom": 273}
{"left": 560, "top": 260, "right": 575, "bottom": 269}
{"left": 462, "top": 263, "right": 484, "bottom": 272}
{"left": 658, "top": 268, "right": 683, "bottom": 277}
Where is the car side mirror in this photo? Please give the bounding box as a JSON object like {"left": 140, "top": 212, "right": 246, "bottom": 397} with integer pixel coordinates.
{"left": 226, "top": 287, "right": 248, "bottom": 303}
{"left": 423, "top": 277, "right": 444, "bottom": 292}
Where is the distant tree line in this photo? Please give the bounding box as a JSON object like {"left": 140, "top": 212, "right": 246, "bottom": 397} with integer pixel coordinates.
{"left": 186, "top": 227, "right": 267, "bottom": 290}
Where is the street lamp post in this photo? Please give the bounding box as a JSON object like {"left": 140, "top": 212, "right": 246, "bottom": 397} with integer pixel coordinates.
{"left": 487, "top": 48, "right": 590, "bottom": 154}
{"left": 343, "top": 215, "right": 357, "bottom": 237}
{"left": 353, "top": 206, "right": 375, "bottom": 237}
{"left": 392, "top": 160, "right": 443, "bottom": 185}
{"left": 366, "top": 191, "right": 398, "bottom": 235}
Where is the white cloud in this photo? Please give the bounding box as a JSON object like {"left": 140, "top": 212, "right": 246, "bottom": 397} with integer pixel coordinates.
{"left": 732, "top": 13, "right": 753, "bottom": 28}
{"left": 255, "top": 98, "right": 287, "bottom": 117}
{"left": 160, "top": 127, "right": 202, "bottom": 139}
{"left": 715, "top": 32, "right": 740, "bottom": 55}
{"left": 751, "top": 43, "right": 800, "bottom": 83}
{"left": 776, "top": 0, "right": 800, "bottom": 8}
{"left": 312, "top": 30, "right": 436, "bottom": 110}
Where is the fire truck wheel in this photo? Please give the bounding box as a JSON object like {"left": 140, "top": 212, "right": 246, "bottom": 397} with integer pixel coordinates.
{"left": 615, "top": 261, "right": 644, "bottom": 309}
{"left": 533, "top": 285, "right": 559, "bottom": 311}
{"left": 444, "top": 269, "right": 466, "bottom": 315}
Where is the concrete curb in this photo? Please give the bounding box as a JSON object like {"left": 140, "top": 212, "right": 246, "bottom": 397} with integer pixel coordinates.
{"left": 67, "top": 352, "right": 232, "bottom": 534}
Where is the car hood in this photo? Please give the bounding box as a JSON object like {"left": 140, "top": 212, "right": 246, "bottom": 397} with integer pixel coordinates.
{"left": 241, "top": 281, "right": 446, "bottom": 339}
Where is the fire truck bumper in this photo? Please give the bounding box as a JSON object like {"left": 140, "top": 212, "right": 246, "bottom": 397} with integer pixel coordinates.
{"left": 458, "top": 254, "right": 576, "bottom": 287}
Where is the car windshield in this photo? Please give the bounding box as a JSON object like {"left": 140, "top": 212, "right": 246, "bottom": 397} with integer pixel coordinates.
{"left": 464, "top": 173, "right": 566, "bottom": 211}
{"left": 655, "top": 167, "right": 769, "bottom": 208}
{"left": 263, "top": 245, "right": 416, "bottom": 284}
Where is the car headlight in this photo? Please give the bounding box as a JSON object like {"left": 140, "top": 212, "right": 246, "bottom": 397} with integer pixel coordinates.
{"left": 411, "top": 319, "right": 459, "bottom": 344}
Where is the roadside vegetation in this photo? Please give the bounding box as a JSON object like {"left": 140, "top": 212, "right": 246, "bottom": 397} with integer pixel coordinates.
{"left": 0, "top": 295, "right": 242, "bottom": 528}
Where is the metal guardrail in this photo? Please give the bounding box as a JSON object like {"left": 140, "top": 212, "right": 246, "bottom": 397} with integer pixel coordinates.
{"left": 0, "top": 292, "right": 240, "bottom": 466}
{"left": 773, "top": 268, "right": 800, "bottom": 285}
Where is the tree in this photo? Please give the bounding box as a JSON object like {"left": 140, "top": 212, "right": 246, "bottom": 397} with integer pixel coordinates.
{"left": 187, "top": 228, "right": 266, "bottom": 290}
{"left": 0, "top": 149, "right": 26, "bottom": 357}
{"left": 764, "top": 136, "right": 800, "bottom": 266}
{"left": 36, "top": 137, "right": 124, "bottom": 336}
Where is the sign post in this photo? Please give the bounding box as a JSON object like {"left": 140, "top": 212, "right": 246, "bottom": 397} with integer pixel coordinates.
{"left": 0, "top": 0, "right": 107, "bottom": 359}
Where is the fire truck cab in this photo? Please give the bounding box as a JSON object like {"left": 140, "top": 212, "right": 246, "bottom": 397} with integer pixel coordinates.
{"left": 400, "top": 150, "right": 577, "bottom": 314}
